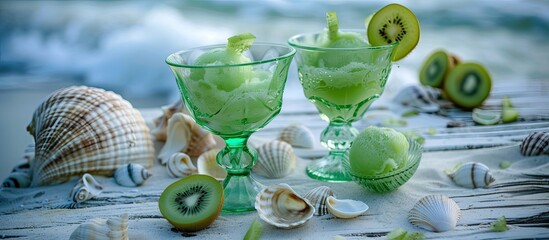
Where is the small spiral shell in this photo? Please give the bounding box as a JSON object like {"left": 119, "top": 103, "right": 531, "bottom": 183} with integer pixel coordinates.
{"left": 520, "top": 132, "right": 549, "bottom": 156}
{"left": 166, "top": 152, "right": 197, "bottom": 178}
{"left": 447, "top": 162, "right": 495, "bottom": 188}
{"left": 2, "top": 171, "right": 31, "bottom": 188}
{"left": 114, "top": 163, "right": 151, "bottom": 187}
{"left": 69, "top": 173, "right": 104, "bottom": 203}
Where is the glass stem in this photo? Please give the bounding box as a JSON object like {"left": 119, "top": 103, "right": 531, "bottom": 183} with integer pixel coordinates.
{"left": 320, "top": 121, "right": 359, "bottom": 155}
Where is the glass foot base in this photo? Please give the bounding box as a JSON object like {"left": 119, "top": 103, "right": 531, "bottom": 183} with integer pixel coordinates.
{"left": 306, "top": 154, "right": 352, "bottom": 182}
{"left": 221, "top": 174, "right": 263, "bottom": 214}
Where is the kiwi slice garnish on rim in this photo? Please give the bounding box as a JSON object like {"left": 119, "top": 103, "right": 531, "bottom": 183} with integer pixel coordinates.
{"left": 444, "top": 62, "right": 492, "bottom": 109}
{"left": 367, "top": 3, "right": 420, "bottom": 61}
{"left": 419, "top": 50, "right": 461, "bottom": 88}
{"left": 159, "top": 174, "right": 224, "bottom": 232}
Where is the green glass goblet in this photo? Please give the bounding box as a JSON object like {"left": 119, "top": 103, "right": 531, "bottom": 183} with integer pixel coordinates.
{"left": 288, "top": 30, "right": 397, "bottom": 182}
{"left": 166, "top": 43, "right": 295, "bottom": 213}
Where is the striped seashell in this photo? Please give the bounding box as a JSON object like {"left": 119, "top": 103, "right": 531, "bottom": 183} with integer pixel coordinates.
{"left": 302, "top": 186, "right": 335, "bottom": 216}
{"left": 70, "top": 173, "right": 104, "bottom": 204}
{"left": 393, "top": 85, "right": 441, "bottom": 112}
{"left": 26, "top": 86, "right": 154, "bottom": 187}
{"left": 326, "top": 196, "right": 369, "bottom": 219}
{"left": 520, "top": 132, "right": 549, "bottom": 156}
{"left": 151, "top": 100, "right": 187, "bottom": 142}
{"left": 255, "top": 183, "right": 314, "bottom": 229}
{"left": 2, "top": 171, "right": 31, "bottom": 188}
{"left": 197, "top": 149, "right": 226, "bottom": 181}
{"left": 166, "top": 152, "right": 197, "bottom": 178}
{"left": 447, "top": 162, "right": 495, "bottom": 188}
{"left": 253, "top": 140, "right": 296, "bottom": 179}
{"left": 114, "top": 163, "right": 151, "bottom": 187}
{"left": 69, "top": 213, "right": 129, "bottom": 240}
{"left": 409, "top": 195, "right": 461, "bottom": 232}
{"left": 277, "top": 124, "right": 315, "bottom": 149}
{"left": 157, "top": 112, "right": 217, "bottom": 164}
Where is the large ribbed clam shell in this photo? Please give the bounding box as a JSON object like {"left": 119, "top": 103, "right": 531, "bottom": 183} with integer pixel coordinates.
{"left": 27, "top": 86, "right": 154, "bottom": 186}
{"left": 302, "top": 186, "right": 335, "bottom": 216}
{"left": 253, "top": 140, "right": 296, "bottom": 179}
{"left": 69, "top": 213, "right": 129, "bottom": 240}
{"left": 277, "top": 124, "right": 315, "bottom": 149}
{"left": 151, "top": 100, "right": 186, "bottom": 142}
{"left": 114, "top": 163, "right": 151, "bottom": 187}
{"left": 447, "top": 162, "right": 495, "bottom": 188}
{"left": 157, "top": 112, "right": 217, "bottom": 164}
{"left": 409, "top": 195, "right": 461, "bottom": 232}
{"left": 520, "top": 132, "right": 549, "bottom": 156}
{"left": 255, "top": 183, "right": 314, "bottom": 229}
{"left": 393, "top": 85, "right": 441, "bottom": 112}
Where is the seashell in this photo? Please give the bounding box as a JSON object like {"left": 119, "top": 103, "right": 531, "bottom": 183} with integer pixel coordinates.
{"left": 277, "top": 124, "right": 315, "bottom": 149}
{"left": 151, "top": 100, "right": 187, "bottom": 142}
{"left": 447, "top": 162, "right": 495, "bottom": 188}
{"left": 2, "top": 171, "right": 31, "bottom": 188}
{"left": 326, "top": 196, "right": 369, "bottom": 219}
{"left": 69, "top": 213, "right": 129, "bottom": 240}
{"left": 166, "top": 152, "right": 197, "bottom": 178}
{"left": 520, "top": 132, "right": 549, "bottom": 156}
{"left": 114, "top": 163, "right": 151, "bottom": 187}
{"left": 157, "top": 112, "right": 217, "bottom": 164}
{"left": 197, "top": 149, "right": 226, "bottom": 181}
{"left": 408, "top": 195, "right": 461, "bottom": 232}
{"left": 26, "top": 86, "right": 154, "bottom": 187}
{"left": 393, "top": 85, "right": 441, "bottom": 112}
{"left": 302, "top": 186, "right": 335, "bottom": 216}
{"left": 70, "top": 173, "right": 104, "bottom": 203}
{"left": 255, "top": 183, "right": 314, "bottom": 229}
{"left": 253, "top": 140, "right": 296, "bottom": 179}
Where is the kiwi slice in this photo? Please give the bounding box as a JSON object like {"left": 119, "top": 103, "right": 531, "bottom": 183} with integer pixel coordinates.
{"left": 159, "top": 174, "right": 224, "bottom": 232}
{"left": 367, "top": 3, "right": 420, "bottom": 61}
{"left": 444, "top": 62, "right": 492, "bottom": 109}
{"left": 419, "top": 50, "right": 459, "bottom": 88}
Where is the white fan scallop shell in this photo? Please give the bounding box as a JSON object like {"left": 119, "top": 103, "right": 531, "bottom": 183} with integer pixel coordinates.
{"left": 166, "top": 152, "right": 197, "bottom": 178}
{"left": 408, "top": 195, "right": 461, "bottom": 232}
{"left": 520, "top": 132, "right": 549, "bottom": 156}
{"left": 69, "top": 213, "right": 129, "bottom": 240}
{"left": 114, "top": 163, "right": 151, "bottom": 187}
{"left": 253, "top": 140, "right": 296, "bottom": 179}
{"left": 302, "top": 186, "right": 335, "bottom": 216}
{"left": 393, "top": 85, "right": 441, "bottom": 112}
{"left": 326, "top": 196, "right": 369, "bottom": 219}
{"left": 277, "top": 124, "right": 315, "bottom": 149}
{"left": 27, "top": 86, "right": 154, "bottom": 187}
{"left": 157, "top": 112, "right": 217, "bottom": 164}
{"left": 197, "top": 149, "right": 226, "bottom": 181}
{"left": 151, "top": 100, "right": 186, "bottom": 142}
{"left": 255, "top": 183, "right": 314, "bottom": 229}
{"left": 447, "top": 162, "right": 495, "bottom": 188}
{"left": 69, "top": 173, "right": 104, "bottom": 204}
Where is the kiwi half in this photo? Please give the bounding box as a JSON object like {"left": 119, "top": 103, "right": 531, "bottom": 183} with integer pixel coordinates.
{"left": 159, "top": 174, "right": 224, "bottom": 232}
{"left": 367, "top": 3, "right": 420, "bottom": 61}
{"left": 419, "top": 50, "right": 461, "bottom": 88}
{"left": 444, "top": 62, "right": 492, "bottom": 109}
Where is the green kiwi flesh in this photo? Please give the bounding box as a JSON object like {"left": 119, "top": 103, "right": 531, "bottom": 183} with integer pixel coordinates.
{"left": 367, "top": 3, "right": 420, "bottom": 61}
{"left": 419, "top": 50, "right": 450, "bottom": 88}
{"left": 444, "top": 62, "right": 492, "bottom": 109}
{"left": 159, "top": 174, "right": 224, "bottom": 232}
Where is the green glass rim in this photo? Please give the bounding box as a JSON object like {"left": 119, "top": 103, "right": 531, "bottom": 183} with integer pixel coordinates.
{"left": 288, "top": 29, "right": 399, "bottom": 51}
{"left": 165, "top": 42, "right": 296, "bottom": 68}
{"left": 350, "top": 138, "right": 422, "bottom": 180}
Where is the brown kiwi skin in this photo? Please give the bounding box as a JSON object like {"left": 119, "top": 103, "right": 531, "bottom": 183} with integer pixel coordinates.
{"left": 438, "top": 52, "right": 461, "bottom": 100}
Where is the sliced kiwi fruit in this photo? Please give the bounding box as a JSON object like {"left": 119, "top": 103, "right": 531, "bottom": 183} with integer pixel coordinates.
{"left": 443, "top": 62, "right": 492, "bottom": 109}
{"left": 419, "top": 50, "right": 460, "bottom": 88}
{"left": 159, "top": 174, "right": 224, "bottom": 232}
{"left": 367, "top": 3, "right": 420, "bottom": 61}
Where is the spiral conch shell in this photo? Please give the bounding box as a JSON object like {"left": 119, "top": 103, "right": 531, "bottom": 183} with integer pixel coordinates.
{"left": 302, "top": 186, "right": 335, "bottom": 216}
{"left": 157, "top": 112, "right": 217, "bottom": 164}
{"left": 2, "top": 171, "right": 31, "bottom": 188}
{"left": 70, "top": 173, "right": 104, "bottom": 204}
{"left": 26, "top": 86, "right": 154, "bottom": 187}
{"left": 69, "top": 213, "right": 129, "bottom": 240}
{"left": 253, "top": 140, "right": 296, "bottom": 179}
{"left": 520, "top": 132, "right": 549, "bottom": 156}
{"left": 277, "top": 124, "right": 315, "bottom": 149}
{"left": 255, "top": 183, "right": 314, "bottom": 229}
{"left": 166, "top": 152, "right": 197, "bottom": 178}
{"left": 114, "top": 163, "right": 151, "bottom": 187}
{"left": 447, "top": 162, "right": 495, "bottom": 188}
{"left": 151, "top": 100, "right": 186, "bottom": 141}
{"left": 393, "top": 85, "right": 441, "bottom": 112}
{"left": 408, "top": 195, "right": 461, "bottom": 232}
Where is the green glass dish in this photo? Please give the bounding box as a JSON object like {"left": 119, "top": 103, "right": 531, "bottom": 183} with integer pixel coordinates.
{"left": 350, "top": 139, "right": 422, "bottom": 193}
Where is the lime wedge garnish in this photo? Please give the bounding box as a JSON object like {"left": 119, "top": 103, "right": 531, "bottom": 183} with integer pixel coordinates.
{"left": 501, "top": 97, "right": 519, "bottom": 123}
{"left": 386, "top": 227, "right": 407, "bottom": 240}
{"left": 326, "top": 12, "right": 339, "bottom": 41}
{"left": 502, "top": 96, "right": 514, "bottom": 108}
{"left": 227, "top": 33, "right": 256, "bottom": 55}
{"left": 472, "top": 108, "right": 501, "bottom": 125}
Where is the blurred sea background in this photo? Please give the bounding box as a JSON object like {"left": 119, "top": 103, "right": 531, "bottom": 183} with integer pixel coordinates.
{"left": 1, "top": 0, "right": 548, "bottom": 181}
